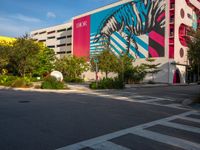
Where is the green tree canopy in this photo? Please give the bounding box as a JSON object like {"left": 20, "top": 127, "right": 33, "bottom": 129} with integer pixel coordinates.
{"left": 55, "top": 56, "right": 89, "bottom": 79}
{"left": 0, "top": 35, "right": 56, "bottom": 77}
{"left": 142, "top": 58, "right": 161, "bottom": 82}
{"left": 96, "top": 49, "right": 120, "bottom": 78}
{"left": 32, "top": 45, "right": 56, "bottom": 77}
{"left": 0, "top": 43, "right": 11, "bottom": 73}
{"left": 8, "top": 37, "right": 41, "bottom": 76}
{"left": 187, "top": 29, "right": 200, "bottom": 81}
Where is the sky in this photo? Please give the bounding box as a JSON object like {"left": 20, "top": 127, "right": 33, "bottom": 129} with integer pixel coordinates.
{"left": 0, "top": 0, "right": 118, "bottom": 37}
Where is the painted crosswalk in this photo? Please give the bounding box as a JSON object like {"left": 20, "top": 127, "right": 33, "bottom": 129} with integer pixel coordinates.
{"left": 56, "top": 111, "right": 200, "bottom": 150}
{"left": 85, "top": 91, "right": 190, "bottom": 110}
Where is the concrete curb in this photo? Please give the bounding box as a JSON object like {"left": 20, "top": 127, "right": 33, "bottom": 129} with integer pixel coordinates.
{"left": 125, "top": 83, "right": 199, "bottom": 88}
{"left": 0, "top": 86, "right": 87, "bottom": 94}
{"left": 125, "top": 84, "right": 169, "bottom": 88}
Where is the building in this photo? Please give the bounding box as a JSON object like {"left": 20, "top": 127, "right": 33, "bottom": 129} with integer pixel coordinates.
{"left": 72, "top": 0, "right": 200, "bottom": 83}
{"left": 30, "top": 23, "right": 72, "bottom": 58}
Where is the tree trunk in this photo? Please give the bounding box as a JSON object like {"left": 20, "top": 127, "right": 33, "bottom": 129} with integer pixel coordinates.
{"left": 105, "top": 71, "right": 108, "bottom": 79}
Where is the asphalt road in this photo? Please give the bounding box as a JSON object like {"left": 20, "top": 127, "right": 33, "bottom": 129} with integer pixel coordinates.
{"left": 0, "top": 85, "right": 199, "bottom": 150}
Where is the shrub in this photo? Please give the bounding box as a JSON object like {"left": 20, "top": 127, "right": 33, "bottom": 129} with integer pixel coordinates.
{"left": 148, "top": 80, "right": 156, "bottom": 84}
{"left": 90, "top": 77, "right": 124, "bottom": 89}
{"left": 89, "top": 82, "right": 98, "bottom": 89}
{"left": 11, "top": 78, "right": 32, "bottom": 88}
{"left": 41, "top": 76, "right": 64, "bottom": 89}
{"left": 64, "top": 77, "right": 83, "bottom": 83}
{"left": 0, "top": 75, "right": 17, "bottom": 86}
{"left": 124, "top": 65, "right": 147, "bottom": 84}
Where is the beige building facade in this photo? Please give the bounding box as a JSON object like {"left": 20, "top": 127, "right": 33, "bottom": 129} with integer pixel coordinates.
{"left": 30, "top": 23, "right": 72, "bottom": 58}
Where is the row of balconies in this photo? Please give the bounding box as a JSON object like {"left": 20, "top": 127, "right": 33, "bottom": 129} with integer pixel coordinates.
{"left": 32, "top": 27, "right": 72, "bottom": 36}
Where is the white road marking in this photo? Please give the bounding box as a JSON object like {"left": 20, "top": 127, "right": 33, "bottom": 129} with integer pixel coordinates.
{"left": 91, "top": 141, "right": 131, "bottom": 150}
{"left": 180, "top": 116, "right": 200, "bottom": 123}
{"left": 132, "top": 129, "right": 200, "bottom": 150}
{"left": 192, "top": 112, "right": 200, "bottom": 116}
{"left": 89, "top": 92, "right": 191, "bottom": 110}
{"left": 56, "top": 111, "right": 199, "bottom": 150}
{"left": 159, "top": 121, "right": 200, "bottom": 134}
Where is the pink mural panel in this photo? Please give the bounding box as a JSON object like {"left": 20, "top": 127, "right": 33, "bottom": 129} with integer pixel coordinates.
{"left": 73, "top": 16, "right": 90, "bottom": 58}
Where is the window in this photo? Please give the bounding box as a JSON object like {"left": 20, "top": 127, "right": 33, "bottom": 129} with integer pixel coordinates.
{"left": 67, "top": 51, "right": 71, "bottom": 54}
{"left": 57, "top": 36, "right": 66, "bottom": 40}
{"left": 67, "top": 27, "right": 72, "bottom": 31}
{"left": 170, "top": 15, "right": 174, "bottom": 23}
{"left": 67, "top": 35, "right": 72, "bottom": 38}
{"left": 57, "top": 28, "right": 66, "bottom": 32}
{"left": 47, "top": 45, "right": 55, "bottom": 48}
{"left": 57, "top": 44, "right": 66, "bottom": 47}
{"left": 48, "top": 36, "right": 55, "bottom": 39}
{"left": 57, "top": 51, "right": 66, "bottom": 54}
{"left": 38, "top": 39, "right": 46, "bottom": 42}
{"left": 39, "top": 31, "right": 46, "bottom": 34}
{"left": 187, "top": 13, "right": 192, "bottom": 19}
{"left": 67, "top": 43, "right": 72, "bottom": 46}
{"left": 33, "top": 32, "right": 38, "bottom": 35}
{"left": 47, "top": 31, "right": 55, "bottom": 34}
{"left": 170, "top": 3, "right": 175, "bottom": 9}
{"left": 170, "top": 28, "right": 174, "bottom": 36}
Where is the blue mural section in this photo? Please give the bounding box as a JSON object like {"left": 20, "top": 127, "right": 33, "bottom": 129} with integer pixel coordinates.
{"left": 90, "top": 5, "right": 121, "bottom": 55}
{"left": 90, "top": 0, "right": 166, "bottom": 58}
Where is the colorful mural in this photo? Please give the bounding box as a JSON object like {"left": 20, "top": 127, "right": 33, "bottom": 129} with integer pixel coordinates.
{"left": 73, "top": 0, "right": 166, "bottom": 59}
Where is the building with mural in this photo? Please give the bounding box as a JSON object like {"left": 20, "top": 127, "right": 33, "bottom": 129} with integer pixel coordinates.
{"left": 72, "top": 0, "right": 200, "bottom": 83}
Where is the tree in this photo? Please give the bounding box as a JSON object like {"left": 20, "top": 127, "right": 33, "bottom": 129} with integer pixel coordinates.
{"left": 9, "top": 37, "right": 40, "bottom": 76}
{"left": 0, "top": 43, "right": 11, "bottom": 74}
{"left": 55, "top": 56, "right": 89, "bottom": 79}
{"left": 95, "top": 49, "right": 119, "bottom": 78}
{"left": 32, "top": 45, "right": 56, "bottom": 77}
{"left": 187, "top": 29, "right": 200, "bottom": 81}
{"left": 142, "top": 58, "right": 161, "bottom": 82}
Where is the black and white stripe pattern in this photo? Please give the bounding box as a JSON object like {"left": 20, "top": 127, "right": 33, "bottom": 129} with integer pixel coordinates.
{"left": 94, "top": 0, "right": 166, "bottom": 56}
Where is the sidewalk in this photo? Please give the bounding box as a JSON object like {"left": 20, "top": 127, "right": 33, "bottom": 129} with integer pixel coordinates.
{"left": 0, "top": 83, "right": 198, "bottom": 93}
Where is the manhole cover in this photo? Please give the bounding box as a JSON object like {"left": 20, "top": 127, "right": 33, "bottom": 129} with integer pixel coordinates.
{"left": 18, "top": 100, "right": 30, "bottom": 103}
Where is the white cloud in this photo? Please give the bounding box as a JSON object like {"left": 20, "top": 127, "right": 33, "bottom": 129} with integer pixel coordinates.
{"left": 47, "top": 12, "right": 56, "bottom": 19}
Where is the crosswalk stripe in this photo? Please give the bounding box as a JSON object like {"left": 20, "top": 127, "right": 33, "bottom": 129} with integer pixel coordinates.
{"left": 192, "top": 112, "right": 200, "bottom": 116}
{"left": 131, "top": 129, "right": 200, "bottom": 150}
{"left": 56, "top": 111, "right": 198, "bottom": 150}
{"left": 89, "top": 92, "right": 192, "bottom": 110}
{"left": 90, "top": 141, "right": 131, "bottom": 150}
{"left": 180, "top": 116, "right": 200, "bottom": 123}
{"left": 159, "top": 121, "right": 200, "bottom": 134}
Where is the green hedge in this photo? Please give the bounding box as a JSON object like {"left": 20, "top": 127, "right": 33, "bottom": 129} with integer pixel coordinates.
{"left": 11, "top": 78, "right": 32, "bottom": 88}
{"left": 90, "top": 77, "right": 124, "bottom": 89}
{"left": 41, "top": 76, "right": 64, "bottom": 89}
{"left": 0, "top": 75, "right": 33, "bottom": 87}
{"left": 0, "top": 75, "right": 17, "bottom": 86}
{"left": 64, "top": 77, "right": 83, "bottom": 83}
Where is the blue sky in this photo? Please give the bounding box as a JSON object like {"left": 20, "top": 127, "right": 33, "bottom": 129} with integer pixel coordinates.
{"left": 0, "top": 0, "right": 118, "bottom": 37}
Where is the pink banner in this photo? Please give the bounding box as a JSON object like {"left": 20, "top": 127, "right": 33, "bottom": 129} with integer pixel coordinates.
{"left": 73, "top": 15, "right": 90, "bottom": 58}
